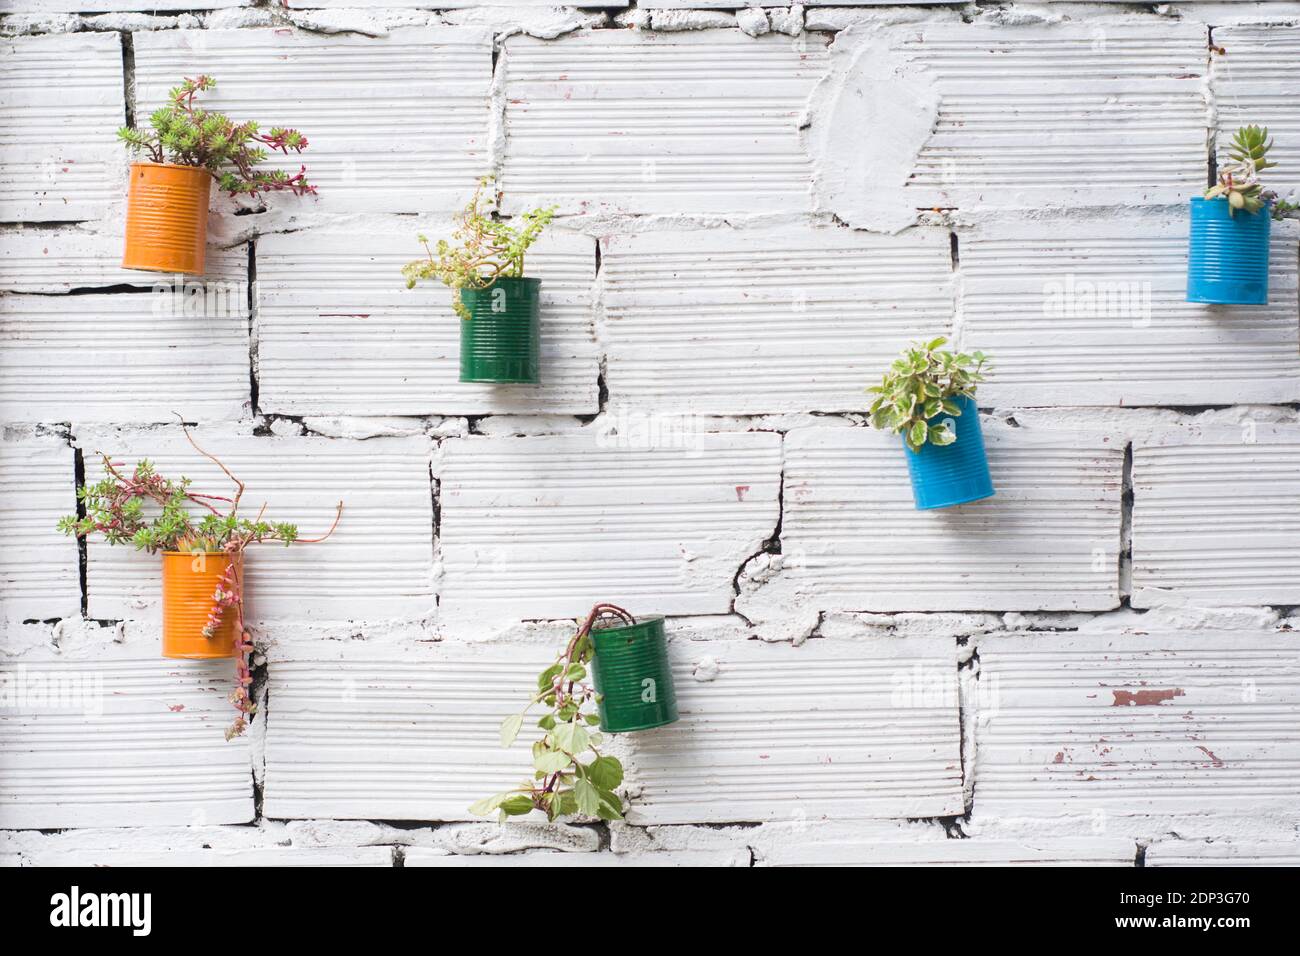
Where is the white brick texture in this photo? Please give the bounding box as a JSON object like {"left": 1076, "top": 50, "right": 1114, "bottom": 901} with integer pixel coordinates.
{"left": 741, "top": 424, "right": 1124, "bottom": 616}
{"left": 601, "top": 226, "right": 954, "bottom": 415}
{"left": 0, "top": 435, "right": 79, "bottom": 622}
{"left": 1132, "top": 428, "right": 1300, "bottom": 608}
{"left": 79, "top": 431, "right": 435, "bottom": 623}
{"left": 0, "top": 33, "right": 123, "bottom": 222}
{"left": 973, "top": 631, "right": 1300, "bottom": 825}
{"left": 437, "top": 432, "right": 781, "bottom": 621}
{"left": 625, "top": 637, "right": 964, "bottom": 824}
{"left": 0, "top": 649, "right": 253, "bottom": 829}
{"left": 132, "top": 28, "right": 492, "bottom": 215}
{"left": 4, "top": 11, "right": 1300, "bottom": 867}
{"left": 501, "top": 31, "right": 830, "bottom": 215}
{"left": 960, "top": 214, "right": 1300, "bottom": 407}
{"left": 256, "top": 230, "right": 598, "bottom": 416}
{"left": 883, "top": 22, "right": 1209, "bottom": 211}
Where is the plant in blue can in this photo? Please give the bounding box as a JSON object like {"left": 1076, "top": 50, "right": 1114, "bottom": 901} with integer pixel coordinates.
{"left": 868, "top": 337, "right": 995, "bottom": 511}
{"left": 1188, "top": 125, "right": 1295, "bottom": 306}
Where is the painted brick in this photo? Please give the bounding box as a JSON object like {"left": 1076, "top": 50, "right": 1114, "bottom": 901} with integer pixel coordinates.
{"left": 1146, "top": 840, "right": 1300, "bottom": 867}
{"left": 600, "top": 226, "right": 954, "bottom": 415}
{"left": 743, "top": 425, "right": 1123, "bottom": 615}
{"left": 79, "top": 431, "right": 434, "bottom": 622}
{"left": 501, "top": 31, "right": 830, "bottom": 215}
{"left": 0, "top": 650, "right": 253, "bottom": 828}
{"left": 437, "top": 432, "right": 781, "bottom": 622}
{"left": 262, "top": 643, "right": 555, "bottom": 821}
{"left": 285, "top": 0, "right": 622, "bottom": 6}
{"left": 16, "top": 846, "right": 392, "bottom": 866}
{"left": 404, "top": 848, "right": 747, "bottom": 866}
{"left": 0, "top": 230, "right": 248, "bottom": 293}
{"left": 1, "top": 0, "right": 245, "bottom": 10}
{"left": 960, "top": 214, "right": 1300, "bottom": 407}
{"left": 132, "top": 28, "right": 492, "bottom": 215}
{"left": 642, "top": 0, "right": 948, "bottom": 5}
{"left": 1213, "top": 27, "right": 1300, "bottom": 197}
{"left": 759, "top": 837, "right": 1135, "bottom": 866}
{"left": 1, "top": 293, "right": 249, "bottom": 424}
{"left": 626, "top": 638, "right": 964, "bottom": 824}
{"left": 0, "top": 436, "right": 78, "bottom": 622}
{"left": 885, "top": 22, "right": 1207, "bottom": 210}
{"left": 973, "top": 631, "right": 1300, "bottom": 822}
{"left": 0, "top": 32, "right": 124, "bottom": 222}
{"left": 1132, "top": 428, "right": 1300, "bottom": 607}
{"left": 256, "top": 230, "right": 598, "bottom": 416}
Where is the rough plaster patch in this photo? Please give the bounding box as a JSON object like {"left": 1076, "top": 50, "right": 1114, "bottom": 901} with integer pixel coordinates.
{"left": 804, "top": 25, "right": 939, "bottom": 233}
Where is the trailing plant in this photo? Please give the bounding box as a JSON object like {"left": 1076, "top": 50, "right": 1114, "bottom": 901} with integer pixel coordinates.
{"left": 58, "top": 424, "right": 341, "bottom": 739}
{"left": 470, "top": 604, "right": 629, "bottom": 823}
{"left": 1205, "top": 125, "right": 1294, "bottom": 219}
{"left": 402, "top": 176, "right": 556, "bottom": 320}
{"left": 868, "top": 337, "right": 990, "bottom": 452}
{"left": 117, "top": 74, "right": 315, "bottom": 198}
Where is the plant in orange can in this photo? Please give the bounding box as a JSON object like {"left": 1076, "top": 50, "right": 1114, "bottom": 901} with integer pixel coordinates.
{"left": 58, "top": 426, "right": 341, "bottom": 740}
{"left": 118, "top": 74, "right": 316, "bottom": 275}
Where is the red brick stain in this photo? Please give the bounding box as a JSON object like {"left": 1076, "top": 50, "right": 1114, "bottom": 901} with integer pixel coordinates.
{"left": 1195, "top": 746, "right": 1225, "bottom": 768}
{"left": 1053, "top": 751, "right": 1065, "bottom": 764}
{"left": 168, "top": 704, "right": 185, "bottom": 712}
{"left": 735, "top": 485, "right": 750, "bottom": 501}
{"left": 1111, "top": 687, "right": 1185, "bottom": 707}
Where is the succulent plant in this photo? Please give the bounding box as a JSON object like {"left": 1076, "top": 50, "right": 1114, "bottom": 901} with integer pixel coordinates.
{"left": 402, "top": 176, "right": 556, "bottom": 321}
{"left": 1205, "top": 125, "right": 1279, "bottom": 216}
{"left": 868, "top": 337, "right": 990, "bottom": 452}
{"left": 117, "top": 75, "right": 315, "bottom": 198}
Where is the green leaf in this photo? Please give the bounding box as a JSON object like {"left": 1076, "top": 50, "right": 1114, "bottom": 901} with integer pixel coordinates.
{"left": 573, "top": 778, "right": 601, "bottom": 816}
{"left": 533, "top": 748, "right": 571, "bottom": 774}
{"left": 908, "top": 420, "right": 928, "bottom": 448}
{"left": 499, "top": 713, "right": 523, "bottom": 748}
{"left": 538, "top": 713, "right": 556, "bottom": 730}
{"left": 588, "top": 755, "right": 624, "bottom": 790}
{"left": 565, "top": 662, "right": 587, "bottom": 682}
{"left": 468, "top": 792, "right": 511, "bottom": 816}
{"left": 930, "top": 424, "right": 957, "bottom": 446}
{"left": 499, "top": 794, "right": 535, "bottom": 816}
{"left": 595, "top": 789, "right": 624, "bottom": 821}
{"left": 536, "top": 663, "right": 561, "bottom": 692}
{"left": 553, "top": 721, "right": 590, "bottom": 755}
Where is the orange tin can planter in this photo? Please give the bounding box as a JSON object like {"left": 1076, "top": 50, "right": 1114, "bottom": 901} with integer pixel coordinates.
{"left": 161, "top": 550, "right": 241, "bottom": 660}
{"left": 122, "top": 161, "right": 213, "bottom": 276}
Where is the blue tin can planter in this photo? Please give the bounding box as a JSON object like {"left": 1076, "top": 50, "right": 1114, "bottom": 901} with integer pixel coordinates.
{"left": 1186, "top": 196, "right": 1271, "bottom": 305}
{"left": 902, "top": 394, "right": 995, "bottom": 510}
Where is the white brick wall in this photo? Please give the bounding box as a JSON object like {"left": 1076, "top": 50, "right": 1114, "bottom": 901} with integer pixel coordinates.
{"left": 5, "top": 8, "right": 1300, "bottom": 867}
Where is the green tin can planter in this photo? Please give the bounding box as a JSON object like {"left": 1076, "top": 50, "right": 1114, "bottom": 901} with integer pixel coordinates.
{"left": 458, "top": 276, "right": 541, "bottom": 384}
{"left": 590, "top": 616, "right": 678, "bottom": 733}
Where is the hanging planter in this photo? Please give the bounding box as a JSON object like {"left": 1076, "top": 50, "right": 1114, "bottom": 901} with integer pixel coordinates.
{"left": 117, "top": 74, "right": 316, "bottom": 276}
{"left": 161, "top": 549, "right": 241, "bottom": 659}
{"left": 122, "top": 162, "right": 212, "bottom": 275}
{"left": 589, "top": 615, "right": 678, "bottom": 733}
{"left": 868, "top": 337, "right": 995, "bottom": 511}
{"left": 458, "top": 276, "right": 541, "bottom": 383}
{"left": 59, "top": 425, "right": 341, "bottom": 739}
{"left": 1187, "top": 125, "right": 1292, "bottom": 306}
{"left": 471, "top": 604, "right": 674, "bottom": 824}
{"left": 403, "top": 176, "right": 555, "bottom": 385}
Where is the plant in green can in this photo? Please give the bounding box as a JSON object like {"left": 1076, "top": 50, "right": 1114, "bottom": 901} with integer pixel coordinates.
{"left": 867, "top": 337, "right": 990, "bottom": 452}
{"left": 402, "top": 176, "right": 556, "bottom": 321}
{"left": 470, "top": 604, "right": 632, "bottom": 823}
{"left": 1205, "top": 125, "right": 1296, "bottom": 219}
